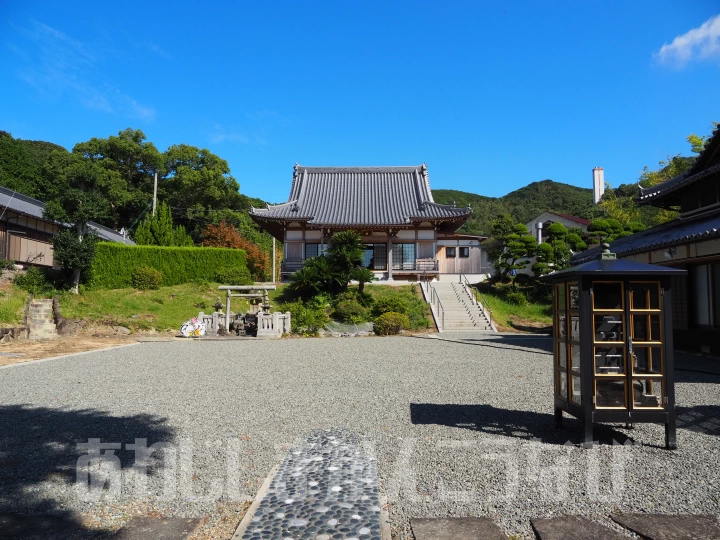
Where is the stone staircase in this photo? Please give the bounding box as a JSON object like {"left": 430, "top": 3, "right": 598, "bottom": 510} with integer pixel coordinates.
{"left": 426, "top": 282, "right": 494, "bottom": 331}
{"left": 27, "top": 299, "right": 58, "bottom": 341}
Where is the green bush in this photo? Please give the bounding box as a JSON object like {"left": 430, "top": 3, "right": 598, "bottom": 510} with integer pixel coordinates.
{"left": 13, "top": 267, "right": 56, "bottom": 296}
{"left": 0, "top": 259, "right": 16, "bottom": 271}
{"left": 504, "top": 289, "right": 528, "bottom": 306}
{"left": 514, "top": 273, "right": 531, "bottom": 285}
{"left": 372, "top": 296, "right": 408, "bottom": 316}
{"left": 373, "top": 311, "right": 410, "bottom": 335}
{"left": 370, "top": 292, "right": 428, "bottom": 329}
{"left": 89, "top": 243, "right": 250, "bottom": 289}
{"left": 333, "top": 300, "right": 368, "bottom": 324}
{"left": 279, "top": 300, "right": 329, "bottom": 336}
{"left": 132, "top": 266, "right": 163, "bottom": 290}
{"left": 214, "top": 266, "right": 253, "bottom": 285}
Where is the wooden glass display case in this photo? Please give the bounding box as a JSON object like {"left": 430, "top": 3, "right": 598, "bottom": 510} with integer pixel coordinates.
{"left": 543, "top": 247, "right": 686, "bottom": 449}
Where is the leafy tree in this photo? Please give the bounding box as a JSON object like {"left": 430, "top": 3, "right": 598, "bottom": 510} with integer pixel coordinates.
{"left": 350, "top": 266, "right": 375, "bottom": 294}
{"left": 200, "top": 220, "right": 269, "bottom": 280}
{"left": 42, "top": 159, "right": 109, "bottom": 294}
{"left": 160, "top": 144, "right": 243, "bottom": 235}
{"left": 134, "top": 202, "right": 192, "bottom": 247}
{"left": 327, "top": 231, "right": 365, "bottom": 280}
{"left": 486, "top": 216, "right": 536, "bottom": 282}
{"left": 587, "top": 218, "right": 644, "bottom": 244}
{"left": 290, "top": 231, "right": 369, "bottom": 297}
{"left": 73, "top": 128, "right": 163, "bottom": 229}
{"left": 290, "top": 256, "right": 334, "bottom": 299}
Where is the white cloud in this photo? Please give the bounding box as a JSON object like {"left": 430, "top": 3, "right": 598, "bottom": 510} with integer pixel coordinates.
{"left": 10, "top": 20, "right": 156, "bottom": 120}
{"left": 655, "top": 14, "right": 720, "bottom": 66}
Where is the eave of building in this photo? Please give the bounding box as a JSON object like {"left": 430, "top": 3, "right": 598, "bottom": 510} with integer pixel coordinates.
{"left": 635, "top": 127, "right": 720, "bottom": 207}
{"left": 571, "top": 209, "right": 720, "bottom": 265}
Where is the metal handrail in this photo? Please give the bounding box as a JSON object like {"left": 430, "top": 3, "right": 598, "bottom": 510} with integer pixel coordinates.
{"left": 421, "top": 270, "right": 445, "bottom": 331}
{"left": 459, "top": 271, "right": 492, "bottom": 329}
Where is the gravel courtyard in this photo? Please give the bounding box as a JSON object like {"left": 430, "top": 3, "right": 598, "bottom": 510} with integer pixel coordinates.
{"left": 0, "top": 334, "right": 718, "bottom": 539}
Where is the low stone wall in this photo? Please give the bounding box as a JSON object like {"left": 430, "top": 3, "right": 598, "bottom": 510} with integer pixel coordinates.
{"left": 0, "top": 326, "right": 28, "bottom": 343}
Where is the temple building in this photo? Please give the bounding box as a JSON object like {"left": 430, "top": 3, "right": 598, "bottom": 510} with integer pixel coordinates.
{"left": 572, "top": 128, "right": 720, "bottom": 354}
{"left": 249, "top": 164, "right": 488, "bottom": 281}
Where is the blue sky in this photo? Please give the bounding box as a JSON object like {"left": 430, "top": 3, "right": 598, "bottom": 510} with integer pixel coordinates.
{"left": 1, "top": 1, "right": 719, "bottom": 204}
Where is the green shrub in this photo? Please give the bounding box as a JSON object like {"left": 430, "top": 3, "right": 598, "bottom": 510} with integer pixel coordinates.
{"left": 373, "top": 311, "right": 410, "bottom": 335}
{"left": 333, "top": 300, "right": 368, "bottom": 324}
{"left": 372, "top": 296, "right": 408, "bottom": 316}
{"left": 89, "top": 243, "right": 250, "bottom": 288}
{"left": 0, "top": 259, "right": 16, "bottom": 271}
{"left": 279, "top": 300, "right": 329, "bottom": 336}
{"left": 370, "top": 292, "right": 428, "bottom": 329}
{"left": 504, "top": 290, "right": 528, "bottom": 306}
{"left": 13, "top": 267, "right": 56, "bottom": 296}
{"left": 132, "top": 266, "right": 163, "bottom": 290}
{"left": 514, "top": 273, "right": 531, "bottom": 285}
{"left": 214, "top": 266, "right": 253, "bottom": 285}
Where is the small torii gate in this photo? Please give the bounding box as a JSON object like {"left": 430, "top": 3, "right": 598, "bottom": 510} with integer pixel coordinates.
{"left": 218, "top": 285, "right": 290, "bottom": 338}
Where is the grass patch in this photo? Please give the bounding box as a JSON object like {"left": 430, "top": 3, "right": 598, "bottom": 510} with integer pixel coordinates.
{"left": 365, "top": 283, "right": 432, "bottom": 330}
{"left": 60, "top": 283, "right": 288, "bottom": 333}
{"left": 0, "top": 286, "right": 28, "bottom": 327}
{"left": 477, "top": 288, "right": 552, "bottom": 332}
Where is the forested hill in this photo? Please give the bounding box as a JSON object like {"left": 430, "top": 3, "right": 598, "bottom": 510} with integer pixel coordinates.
{"left": 0, "top": 131, "right": 69, "bottom": 198}
{"left": 433, "top": 180, "right": 599, "bottom": 236}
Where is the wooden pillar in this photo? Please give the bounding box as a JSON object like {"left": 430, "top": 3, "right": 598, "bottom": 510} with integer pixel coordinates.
{"left": 387, "top": 234, "right": 393, "bottom": 280}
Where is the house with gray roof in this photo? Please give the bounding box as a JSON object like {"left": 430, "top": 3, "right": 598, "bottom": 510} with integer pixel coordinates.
{"left": 249, "top": 164, "right": 488, "bottom": 281}
{"left": 571, "top": 127, "right": 720, "bottom": 354}
{"left": 0, "top": 185, "right": 133, "bottom": 268}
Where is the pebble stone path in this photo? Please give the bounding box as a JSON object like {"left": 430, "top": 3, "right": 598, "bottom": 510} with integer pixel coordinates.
{"left": 242, "top": 429, "right": 382, "bottom": 540}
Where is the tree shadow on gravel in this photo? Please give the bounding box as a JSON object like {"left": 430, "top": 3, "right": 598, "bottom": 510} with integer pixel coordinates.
{"left": 676, "top": 405, "right": 720, "bottom": 437}
{"left": 0, "top": 405, "right": 175, "bottom": 539}
{"left": 410, "top": 403, "right": 633, "bottom": 446}
{"left": 416, "top": 336, "right": 553, "bottom": 355}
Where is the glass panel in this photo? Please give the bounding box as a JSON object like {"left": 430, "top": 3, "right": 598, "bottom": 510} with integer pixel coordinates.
{"left": 629, "top": 282, "right": 660, "bottom": 310}
{"left": 593, "top": 282, "right": 623, "bottom": 310}
{"left": 571, "top": 344, "right": 581, "bottom": 371}
{"left": 571, "top": 375, "right": 582, "bottom": 405}
{"left": 632, "top": 314, "right": 662, "bottom": 342}
{"left": 568, "top": 283, "right": 579, "bottom": 310}
{"left": 650, "top": 314, "right": 661, "bottom": 341}
{"left": 361, "top": 246, "right": 374, "bottom": 268}
{"left": 694, "top": 265, "right": 711, "bottom": 325}
{"left": 595, "top": 346, "right": 625, "bottom": 375}
{"left": 558, "top": 313, "right": 567, "bottom": 340}
{"left": 373, "top": 244, "right": 387, "bottom": 270}
{"left": 393, "top": 244, "right": 416, "bottom": 269}
{"left": 556, "top": 284, "right": 566, "bottom": 311}
{"left": 595, "top": 314, "right": 623, "bottom": 342}
{"left": 596, "top": 380, "right": 626, "bottom": 408}
{"left": 559, "top": 371, "right": 568, "bottom": 400}
{"left": 633, "top": 347, "right": 662, "bottom": 375}
{"left": 557, "top": 342, "right": 567, "bottom": 369}
{"left": 633, "top": 379, "right": 663, "bottom": 408}
{"left": 570, "top": 315, "right": 580, "bottom": 341}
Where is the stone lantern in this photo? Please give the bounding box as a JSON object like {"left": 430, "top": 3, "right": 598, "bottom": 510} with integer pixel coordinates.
{"left": 542, "top": 245, "right": 686, "bottom": 449}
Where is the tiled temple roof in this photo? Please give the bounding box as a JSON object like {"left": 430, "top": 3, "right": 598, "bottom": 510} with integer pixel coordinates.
{"left": 249, "top": 165, "right": 471, "bottom": 229}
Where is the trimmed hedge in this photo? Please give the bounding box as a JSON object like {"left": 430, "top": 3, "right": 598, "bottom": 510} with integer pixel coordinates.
{"left": 90, "top": 243, "right": 249, "bottom": 289}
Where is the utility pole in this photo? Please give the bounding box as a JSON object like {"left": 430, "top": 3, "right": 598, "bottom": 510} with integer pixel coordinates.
{"left": 152, "top": 172, "right": 158, "bottom": 215}
{"left": 272, "top": 237, "right": 276, "bottom": 283}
